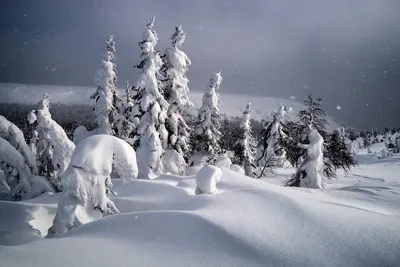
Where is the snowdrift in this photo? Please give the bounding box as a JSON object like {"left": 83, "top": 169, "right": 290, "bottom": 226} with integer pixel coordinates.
{"left": 1, "top": 158, "right": 400, "bottom": 267}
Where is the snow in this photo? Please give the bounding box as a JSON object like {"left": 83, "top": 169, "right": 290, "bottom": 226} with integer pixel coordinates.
{"left": 0, "top": 145, "right": 400, "bottom": 265}
{"left": 230, "top": 164, "right": 245, "bottom": 174}
{"left": 195, "top": 165, "right": 222, "bottom": 194}
{"left": 215, "top": 152, "right": 233, "bottom": 169}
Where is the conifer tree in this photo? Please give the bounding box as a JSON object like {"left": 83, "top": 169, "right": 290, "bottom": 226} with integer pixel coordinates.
{"left": 91, "top": 35, "right": 121, "bottom": 135}
{"left": 132, "top": 17, "right": 169, "bottom": 179}
{"left": 161, "top": 25, "right": 192, "bottom": 175}
{"left": 191, "top": 72, "right": 223, "bottom": 163}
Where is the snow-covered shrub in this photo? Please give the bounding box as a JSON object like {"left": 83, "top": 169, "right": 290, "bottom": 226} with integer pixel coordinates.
{"left": 163, "top": 149, "right": 186, "bottom": 176}
{"left": 285, "top": 129, "right": 325, "bottom": 189}
{"left": 379, "top": 148, "right": 391, "bottom": 159}
{"left": 161, "top": 25, "right": 192, "bottom": 175}
{"left": 195, "top": 165, "right": 222, "bottom": 195}
{"left": 0, "top": 115, "right": 37, "bottom": 175}
{"left": 131, "top": 17, "right": 169, "bottom": 179}
{"left": 191, "top": 72, "right": 223, "bottom": 162}
{"left": 29, "top": 94, "right": 75, "bottom": 190}
{"left": 48, "top": 135, "right": 138, "bottom": 237}
{"left": 0, "top": 137, "right": 54, "bottom": 201}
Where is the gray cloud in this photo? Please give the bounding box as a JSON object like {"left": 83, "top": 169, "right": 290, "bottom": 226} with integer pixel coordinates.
{"left": 0, "top": 0, "right": 399, "bottom": 129}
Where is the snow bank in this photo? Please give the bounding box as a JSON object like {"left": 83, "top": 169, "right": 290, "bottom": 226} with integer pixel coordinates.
{"left": 195, "top": 165, "right": 222, "bottom": 194}
{"left": 1, "top": 155, "right": 400, "bottom": 266}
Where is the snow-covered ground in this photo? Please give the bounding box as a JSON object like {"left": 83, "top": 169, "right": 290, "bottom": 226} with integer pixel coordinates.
{"left": 1, "top": 142, "right": 399, "bottom": 267}
{"left": 0, "top": 83, "right": 343, "bottom": 130}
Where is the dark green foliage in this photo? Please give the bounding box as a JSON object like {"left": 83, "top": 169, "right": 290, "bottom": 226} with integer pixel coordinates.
{"left": 325, "top": 130, "right": 357, "bottom": 173}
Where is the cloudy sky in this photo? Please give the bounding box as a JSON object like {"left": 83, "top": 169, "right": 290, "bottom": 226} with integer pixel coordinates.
{"left": 0, "top": 0, "right": 399, "bottom": 129}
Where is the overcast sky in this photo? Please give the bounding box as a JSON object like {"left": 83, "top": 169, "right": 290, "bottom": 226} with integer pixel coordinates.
{"left": 0, "top": 0, "right": 399, "bottom": 129}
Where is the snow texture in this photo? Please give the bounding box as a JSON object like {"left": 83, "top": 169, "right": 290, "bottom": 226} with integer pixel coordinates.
{"left": 49, "top": 135, "right": 138, "bottom": 237}
{"left": 230, "top": 164, "right": 245, "bottom": 174}
{"left": 195, "top": 165, "right": 222, "bottom": 194}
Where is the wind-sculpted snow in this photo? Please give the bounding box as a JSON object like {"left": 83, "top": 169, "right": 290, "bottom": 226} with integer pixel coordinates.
{"left": 1, "top": 142, "right": 400, "bottom": 266}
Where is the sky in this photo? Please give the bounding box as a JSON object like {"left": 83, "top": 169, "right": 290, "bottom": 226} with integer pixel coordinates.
{"left": 0, "top": 0, "right": 399, "bottom": 130}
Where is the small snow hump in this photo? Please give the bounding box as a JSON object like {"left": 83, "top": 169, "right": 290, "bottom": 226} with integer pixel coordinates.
{"left": 195, "top": 165, "right": 222, "bottom": 195}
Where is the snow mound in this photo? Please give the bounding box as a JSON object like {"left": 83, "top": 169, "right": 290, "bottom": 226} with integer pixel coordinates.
{"left": 195, "top": 165, "right": 222, "bottom": 194}
{"left": 1, "top": 155, "right": 400, "bottom": 266}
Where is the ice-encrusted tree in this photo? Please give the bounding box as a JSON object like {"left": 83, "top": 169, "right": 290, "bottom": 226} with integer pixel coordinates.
{"left": 191, "top": 72, "right": 223, "bottom": 163}
{"left": 161, "top": 25, "right": 192, "bottom": 175}
{"left": 233, "top": 103, "right": 256, "bottom": 177}
{"left": 29, "top": 94, "right": 75, "bottom": 191}
{"left": 285, "top": 129, "right": 325, "bottom": 189}
{"left": 256, "top": 105, "right": 288, "bottom": 176}
{"left": 132, "top": 17, "right": 169, "bottom": 179}
{"left": 48, "top": 135, "right": 138, "bottom": 237}
{"left": 91, "top": 35, "right": 122, "bottom": 136}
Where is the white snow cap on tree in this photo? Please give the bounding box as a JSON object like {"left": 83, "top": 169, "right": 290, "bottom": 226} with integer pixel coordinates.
{"left": 161, "top": 25, "right": 192, "bottom": 175}
{"left": 193, "top": 72, "right": 223, "bottom": 159}
{"left": 0, "top": 115, "right": 37, "bottom": 175}
{"left": 133, "top": 17, "right": 169, "bottom": 179}
{"left": 49, "top": 135, "right": 138, "bottom": 237}
{"left": 91, "top": 35, "right": 119, "bottom": 135}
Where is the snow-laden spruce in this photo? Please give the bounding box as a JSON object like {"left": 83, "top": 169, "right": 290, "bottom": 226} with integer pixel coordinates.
{"left": 191, "top": 72, "right": 223, "bottom": 164}
{"left": 114, "top": 81, "right": 136, "bottom": 145}
{"left": 48, "top": 135, "right": 138, "bottom": 237}
{"left": 0, "top": 115, "right": 38, "bottom": 175}
{"left": 29, "top": 94, "right": 75, "bottom": 190}
{"left": 91, "top": 35, "right": 122, "bottom": 136}
{"left": 234, "top": 102, "right": 256, "bottom": 177}
{"left": 285, "top": 129, "right": 325, "bottom": 189}
{"left": 161, "top": 25, "right": 192, "bottom": 175}
{"left": 256, "top": 105, "right": 288, "bottom": 176}
{"left": 195, "top": 165, "right": 222, "bottom": 195}
{"left": 131, "top": 17, "right": 169, "bottom": 179}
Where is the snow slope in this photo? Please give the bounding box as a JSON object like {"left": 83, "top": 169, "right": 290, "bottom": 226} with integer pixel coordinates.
{"left": 0, "top": 83, "right": 342, "bottom": 130}
{"left": 1, "top": 145, "right": 399, "bottom": 267}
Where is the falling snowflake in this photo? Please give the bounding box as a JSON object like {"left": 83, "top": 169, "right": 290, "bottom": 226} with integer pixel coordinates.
{"left": 336, "top": 105, "right": 341, "bottom": 110}
{"left": 303, "top": 84, "right": 309, "bottom": 89}
{"left": 290, "top": 96, "right": 296, "bottom": 100}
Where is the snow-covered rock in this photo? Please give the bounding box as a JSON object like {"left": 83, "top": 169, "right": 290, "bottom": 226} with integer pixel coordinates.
{"left": 195, "top": 165, "right": 222, "bottom": 195}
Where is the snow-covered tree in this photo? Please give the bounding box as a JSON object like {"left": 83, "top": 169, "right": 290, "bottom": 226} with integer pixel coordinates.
{"left": 91, "top": 35, "right": 122, "bottom": 136}
{"left": 191, "top": 72, "right": 223, "bottom": 163}
{"left": 29, "top": 94, "right": 75, "bottom": 191}
{"left": 285, "top": 129, "right": 325, "bottom": 189}
{"left": 132, "top": 17, "right": 169, "bottom": 179}
{"left": 256, "top": 105, "right": 288, "bottom": 176}
{"left": 161, "top": 25, "right": 192, "bottom": 175}
{"left": 0, "top": 116, "right": 54, "bottom": 200}
{"left": 48, "top": 135, "right": 138, "bottom": 237}
{"left": 233, "top": 103, "right": 256, "bottom": 177}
